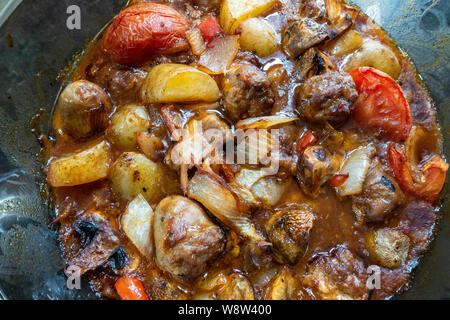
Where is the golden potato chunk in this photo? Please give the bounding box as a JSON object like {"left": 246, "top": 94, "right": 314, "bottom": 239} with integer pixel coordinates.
{"left": 140, "top": 64, "right": 220, "bottom": 103}
{"left": 239, "top": 18, "right": 279, "bottom": 57}
{"left": 47, "top": 141, "right": 111, "bottom": 187}
{"left": 220, "top": 0, "right": 276, "bottom": 34}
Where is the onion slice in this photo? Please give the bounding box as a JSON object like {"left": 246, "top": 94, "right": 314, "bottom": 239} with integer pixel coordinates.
{"left": 121, "top": 194, "right": 154, "bottom": 258}
{"left": 337, "top": 145, "right": 376, "bottom": 197}
{"left": 187, "top": 171, "right": 263, "bottom": 241}
{"left": 198, "top": 35, "right": 240, "bottom": 74}
{"left": 236, "top": 115, "right": 298, "bottom": 130}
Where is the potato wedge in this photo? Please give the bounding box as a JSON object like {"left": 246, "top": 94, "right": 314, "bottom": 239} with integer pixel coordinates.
{"left": 140, "top": 64, "right": 220, "bottom": 103}
{"left": 121, "top": 194, "right": 154, "bottom": 259}
{"left": 48, "top": 141, "right": 111, "bottom": 187}
{"left": 220, "top": 0, "right": 276, "bottom": 34}
{"left": 240, "top": 18, "right": 279, "bottom": 57}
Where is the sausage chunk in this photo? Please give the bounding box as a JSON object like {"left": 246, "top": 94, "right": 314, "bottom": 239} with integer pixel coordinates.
{"left": 222, "top": 63, "right": 274, "bottom": 121}
{"left": 366, "top": 228, "right": 410, "bottom": 269}
{"left": 297, "top": 146, "right": 340, "bottom": 198}
{"left": 303, "top": 246, "right": 369, "bottom": 300}
{"left": 154, "top": 195, "right": 225, "bottom": 282}
{"left": 265, "top": 204, "right": 316, "bottom": 264}
{"left": 353, "top": 160, "right": 405, "bottom": 225}
{"left": 57, "top": 80, "right": 113, "bottom": 140}
{"left": 297, "top": 72, "right": 358, "bottom": 126}
{"left": 86, "top": 58, "right": 146, "bottom": 105}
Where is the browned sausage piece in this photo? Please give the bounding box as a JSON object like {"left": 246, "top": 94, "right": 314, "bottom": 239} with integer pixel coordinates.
{"left": 303, "top": 246, "right": 369, "bottom": 300}
{"left": 296, "top": 72, "right": 358, "bottom": 126}
{"left": 154, "top": 195, "right": 225, "bottom": 282}
{"left": 222, "top": 63, "right": 274, "bottom": 122}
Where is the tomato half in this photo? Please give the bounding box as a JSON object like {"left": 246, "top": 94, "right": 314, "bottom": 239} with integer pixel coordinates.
{"left": 103, "top": 3, "right": 188, "bottom": 66}
{"left": 349, "top": 67, "right": 412, "bottom": 142}
{"left": 388, "top": 144, "right": 448, "bottom": 203}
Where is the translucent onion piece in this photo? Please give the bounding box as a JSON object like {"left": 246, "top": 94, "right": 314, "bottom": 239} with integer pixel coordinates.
{"left": 337, "top": 145, "right": 376, "bottom": 196}
{"left": 198, "top": 35, "right": 240, "bottom": 74}
{"left": 235, "top": 115, "right": 298, "bottom": 130}
{"left": 121, "top": 194, "right": 154, "bottom": 258}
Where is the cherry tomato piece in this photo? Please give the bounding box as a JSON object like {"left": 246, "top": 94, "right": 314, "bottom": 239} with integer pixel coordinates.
{"left": 388, "top": 144, "right": 448, "bottom": 203}
{"left": 197, "top": 16, "right": 223, "bottom": 44}
{"left": 349, "top": 67, "right": 412, "bottom": 142}
{"left": 103, "top": 3, "right": 188, "bottom": 66}
{"left": 329, "top": 174, "right": 350, "bottom": 188}
{"left": 297, "top": 130, "right": 317, "bottom": 155}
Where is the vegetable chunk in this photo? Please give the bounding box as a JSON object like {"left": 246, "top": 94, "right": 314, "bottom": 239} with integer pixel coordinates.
{"left": 220, "top": 0, "right": 276, "bottom": 34}
{"left": 121, "top": 194, "right": 155, "bottom": 259}
{"left": 48, "top": 141, "right": 111, "bottom": 187}
{"left": 103, "top": 3, "right": 188, "bottom": 65}
{"left": 140, "top": 64, "right": 220, "bottom": 103}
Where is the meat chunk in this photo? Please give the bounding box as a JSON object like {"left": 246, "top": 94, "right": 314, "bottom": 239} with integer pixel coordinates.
{"left": 154, "top": 195, "right": 225, "bottom": 282}
{"left": 303, "top": 246, "right": 369, "bottom": 300}
{"left": 299, "top": 0, "right": 327, "bottom": 20}
{"left": 297, "top": 72, "right": 358, "bottom": 126}
{"left": 294, "top": 48, "right": 336, "bottom": 83}
{"left": 284, "top": 0, "right": 353, "bottom": 58}
{"left": 297, "top": 146, "right": 340, "bottom": 198}
{"left": 397, "top": 202, "right": 437, "bottom": 255}
{"left": 265, "top": 204, "right": 316, "bottom": 264}
{"left": 366, "top": 228, "right": 410, "bottom": 269}
{"left": 282, "top": 18, "right": 328, "bottom": 58}
{"left": 57, "top": 80, "right": 113, "bottom": 140}
{"left": 352, "top": 160, "right": 405, "bottom": 225}
{"left": 67, "top": 210, "right": 120, "bottom": 275}
{"left": 222, "top": 63, "right": 274, "bottom": 121}
{"left": 86, "top": 58, "right": 146, "bottom": 105}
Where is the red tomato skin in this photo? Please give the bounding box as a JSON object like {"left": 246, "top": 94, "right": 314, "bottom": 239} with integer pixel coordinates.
{"left": 350, "top": 67, "right": 412, "bottom": 142}
{"left": 197, "top": 16, "right": 223, "bottom": 44}
{"left": 329, "top": 174, "right": 349, "bottom": 188}
{"left": 297, "top": 130, "right": 317, "bottom": 155}
{"left": 388, "top": 145, "right": 448, "bottom": 203}
{"left": 103, "top": 3, "right": 188, "bottom": 66}
{"left": 115, "top": 276, "right": 149, "bottom": 300}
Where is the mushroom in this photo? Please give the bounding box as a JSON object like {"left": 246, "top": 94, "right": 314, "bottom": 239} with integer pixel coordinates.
{"left": 265, "top": 204, "right": 316, "bottom": 264}
{"left": 57, "top": 80, "right": 113, "bottom": 140}
{"left": 366, "top": 228, "right": 410, "bottom": 269}
{"left": 297, "top": 146, "right": 340, "bottom": 198}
